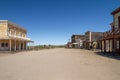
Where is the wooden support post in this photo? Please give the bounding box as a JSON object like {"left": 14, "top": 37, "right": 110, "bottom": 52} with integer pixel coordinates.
{"left": 9, "top": 40, "right": 11, "bottom": 51}
{"left": 104, "top": 40, "right": 106, "bottom": 52}
{"left": 112, "top": 39, "right": 114, "bottom": 52}
{"left": 14, "top": 39, "right": 16, "bottom": 51}
{"left": 100, "top": 40, "right": 103, "bottom": 52}
{"left": 110, "top": 40, "right": 112, "bottom": 52}
{"left": 109, "top": 40, "right": 110, "bottom": 52}
{"left": 114, "top": 39, "right": 116, "bottom": 52}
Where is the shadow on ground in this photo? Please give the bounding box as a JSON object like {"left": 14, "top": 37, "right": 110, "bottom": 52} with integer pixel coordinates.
{"left": 95, "top": 51, "right": 120, "bottom": 60}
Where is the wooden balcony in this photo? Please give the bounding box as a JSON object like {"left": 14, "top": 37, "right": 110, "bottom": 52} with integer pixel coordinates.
{"left": 103, "top": 28, "right": 120, "bottom": 39}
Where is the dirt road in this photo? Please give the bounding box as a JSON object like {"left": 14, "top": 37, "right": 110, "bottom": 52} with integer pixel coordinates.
{"left": 0, "top": 48, "right": 120, "bottom": 80}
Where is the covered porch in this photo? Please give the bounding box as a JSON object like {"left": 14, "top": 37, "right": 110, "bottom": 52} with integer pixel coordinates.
{"left": 101, "top": 31, "right": 120, "bottom": 54}
{"left": 0, "top": 38, "right": 34, "bottom": 51}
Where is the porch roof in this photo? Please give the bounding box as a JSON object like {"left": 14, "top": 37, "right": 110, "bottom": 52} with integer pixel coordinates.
{"left": 103, "top": 34, "right": 120, "bottom": 40}
{"left": 0, "top": 38, "right": 34, "bottom": 42}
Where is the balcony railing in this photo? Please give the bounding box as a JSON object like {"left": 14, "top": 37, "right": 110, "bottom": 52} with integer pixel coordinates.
{"left": 8, "top": 34, "right": 31, "bottom": 40}
{"left": 103, "top": 28, "right": 120, "bottom": 39}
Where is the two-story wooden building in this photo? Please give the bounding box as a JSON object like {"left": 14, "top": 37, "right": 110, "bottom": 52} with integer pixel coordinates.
{"left": 0, "top": 20, "right": 32, "bottom": 51}
{"left": 101, "top": 8, "right": 120, "bottom": 54}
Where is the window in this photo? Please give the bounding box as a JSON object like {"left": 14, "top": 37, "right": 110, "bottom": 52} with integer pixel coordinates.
{"left": 5, "top": 43, "right": 8, "bottom": 47}
{"left": 1, "top": 43, "right": 8, "bottom": 47}
{"left": 1, "top": 43, "right": 5, "bottom": 47}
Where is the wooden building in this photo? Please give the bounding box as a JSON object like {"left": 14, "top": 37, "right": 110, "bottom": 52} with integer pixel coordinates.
{"left": 71, "top": 34, "right": 85, "bottom": 48}
{"left": 101, "top": 8, "right": 120, "bottom": 54}
{"left": 84, "top": 31, "right": 103, "bottom": 49}
{"left": 0, "top": 20, "right": 33, "bottom": 51}
{"left": 66, "top": 42, "right": 72, "bottom": 48}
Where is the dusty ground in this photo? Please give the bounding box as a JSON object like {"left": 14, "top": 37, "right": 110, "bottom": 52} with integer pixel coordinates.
{"left": 0, "top": 48, "right": 120, "bottom": 80}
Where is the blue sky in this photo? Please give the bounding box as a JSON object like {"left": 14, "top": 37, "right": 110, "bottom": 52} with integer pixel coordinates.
{"left": 0, "top": 0, "right": 120, "bottom": 45}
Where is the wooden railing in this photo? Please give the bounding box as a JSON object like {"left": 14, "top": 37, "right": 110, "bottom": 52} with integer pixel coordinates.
{"left": 103, "top": 28, "right": 120, "bottom": 39}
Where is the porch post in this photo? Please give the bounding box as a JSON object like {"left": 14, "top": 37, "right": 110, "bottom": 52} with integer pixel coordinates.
{"left": 110, "top": 40, "right": 112, "bottom": 52}
{"left": 101, "top": 40, "right": 103, "bottom": 52}
{"left": 19, "top": 40, "right": 21, "bottom": 50}
{"left": 9, "top": 40, "right": 11, "bottom": 51}
{"left": 114, "top": 38, "right": 116, "bottom": 52}
{"left": 112, "top": 39, "right": 114, "bottom": 52}
{"left": 14, "top": 39, "right": 16, "bottom": 51}
{"left": 109, "top": 40, "right": 110, "bottom": 52}
{"left": 104, "top": 40, "right": 106, "bottom": 52}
